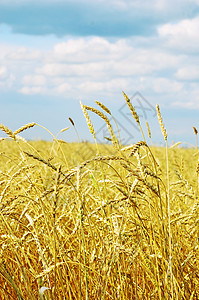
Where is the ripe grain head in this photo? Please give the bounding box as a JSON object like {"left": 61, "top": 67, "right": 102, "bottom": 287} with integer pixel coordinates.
{"left": 156, "top": 104, "right": 167, "bottom": 142}
{"left": 80, "top": 101, "right": 96, "bottom": 139}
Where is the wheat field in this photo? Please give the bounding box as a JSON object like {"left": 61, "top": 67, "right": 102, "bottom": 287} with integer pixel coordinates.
{"left": 0, "top": 94, "right": 198, "bottom": 299}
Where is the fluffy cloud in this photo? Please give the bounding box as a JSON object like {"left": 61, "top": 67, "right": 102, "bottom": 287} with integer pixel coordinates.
{"left": 0, "top": 65, "right": 15, "bottom": 87}
{"left": 152, "top": 78, "right": 183, "bottom": 94}
{"left": 158, "top": 16, "right": 199, "bottom": 52}
{"left": 0, "top": 66, "right": 7, "bottom": 80}
{"left": 19, "top": 86, "right": 45, "bottom": 95}
{"left": 26, "top": 37, "right": 184, "bottom": 99}
{"left": 175, "top": 66, "right": 199, "bottom": 80}
{"left": 38, "top": 38, "right": 181, "bottom": 80}
{"left": 0, "top": 28, "right": 198, "bottom": 108}
{"left": 7, "top": 47, "right": 42, "bottom": 61}
{"left": 22, "top": 75, "right": 46, "bottom": 86}
{"left": 53, "top": 38, "right": 130, "bottom": 63}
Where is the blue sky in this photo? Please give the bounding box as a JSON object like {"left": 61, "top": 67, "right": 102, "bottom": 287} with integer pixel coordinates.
{"left": 1, "top": 0, "right": 199, "bottom": 146}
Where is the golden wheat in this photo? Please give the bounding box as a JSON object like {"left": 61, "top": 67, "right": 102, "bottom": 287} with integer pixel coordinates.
{"left": 83, "top": 104, "right": 119, "bottom": 149}
{"left": 122, "top": 91, "right": 140, "bottom": 124}
{"left": 146, "top": 121, "right": 151, "bottom": 139}
{"left": 0, "top": 124, "right": 16, "bottom": 140}
{"left": 0, "top": 95, "right": 198, "bottom": 299}
{"left": 80, "top": 101, "right": 96, "bottom": 139}
{"left": 95, "top": 100, "right": 111, "bottom": 115}
{"left": 14, "top": 122, "right": 36, "bottom": 135}
{"left": 156, "top": 104, "right": 167, "bottom": 141}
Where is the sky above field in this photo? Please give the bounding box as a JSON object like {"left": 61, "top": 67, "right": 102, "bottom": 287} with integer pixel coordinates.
{"left": 1, "top": 0, "right": 199, "bottom": 146}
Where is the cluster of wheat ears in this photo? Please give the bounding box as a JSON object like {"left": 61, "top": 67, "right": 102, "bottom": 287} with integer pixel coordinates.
{"left": 0, "top": 92, "right": 198, "bottom": 299}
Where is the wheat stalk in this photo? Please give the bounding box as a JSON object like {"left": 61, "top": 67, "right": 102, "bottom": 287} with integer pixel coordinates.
{"left": 156, "top": 105, "right": 173, "bottom": 293}
{"left": 68, "top": 117, "right": 80, "bottom": 143}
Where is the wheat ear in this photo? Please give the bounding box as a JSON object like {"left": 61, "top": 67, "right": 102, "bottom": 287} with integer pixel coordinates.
{"left": 123, "top": 91, "right": 146, "bottom": 142}
{"left": 146, "top": 121, "right": 151, "bottom": 139}
{"left": 14, "top": 122, "right": 36, "bottom": 135}
{"left": 84, "top": 105, "right": 119, "bottom": 149}
{"left": 0, "top": 124, "right": 16, "bottom": 140}
{"left": 121, "top": 141, "right": 147, "bottom": 156}
{"left": 156, "top": 105, "right": 167, "bottom": 142}
{"left": 80, "top": 102, "right": 95, "bottom": 139}
{"left": 84, "top": 105, "right": 111, "bottom": 126}
{"left": 122, "top": 91, "right": 140, "bottom": 124}
{"left": 193, "top": 126, "right": 198, "bottom": 135}
{"left": 23, "top": 151, "right": 58, "bottom": 172}
{"left": 95, "top": 100, "right": 122, "bottom": 146}
{"left": 69, "top": 117, "right": 75, "bottom": 126}
{"left": 95, "top": 101, "right": 111, "bottom": 115}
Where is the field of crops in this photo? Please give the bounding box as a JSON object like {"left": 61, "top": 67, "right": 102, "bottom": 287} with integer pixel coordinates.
{"left": 0, "top": 94, "right": 198, "bottom": 299}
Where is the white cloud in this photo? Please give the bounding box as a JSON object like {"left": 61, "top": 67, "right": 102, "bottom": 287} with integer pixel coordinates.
{"left": 56, "top": 82, "right": 71, "bottom": 94}
{"left": 38, "top": 38, "right": 181, "bottom": 82}
{"left": 0, "top": 34, "right": 198, "bottom": 108}
{"left": 7, "top": 47, "right": 42, "bottom": 61}
{"left": 189, "top": 0, "right": 199, "bottom": 4}
{"left": 158, "top": 16, "right": 199, "bottom": 51}
{"left": 22, "top": 74, "right": 46, "bottom": 85}
{"left": 152, "top": 77, "right": 183, "bottom": 94}
{"left": 53, "top": 38, "right": 132, "bottom": 63}
{"left": 0, "top": 66, "right": 7, "bottom": 80}
{"left": 159, "top": 17, "right": 199, "bottom": 37}
{"left": 19, "top": 86, "right": 45, "bottom": 95}
{"left": 0, "top": 65, "right": 15, "bottom": 87}
{"left": 77, "top": 78, "right": 130, "bottom": 94}
{"left": 175, "top": 66, "right": 199, "bottom": 80}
